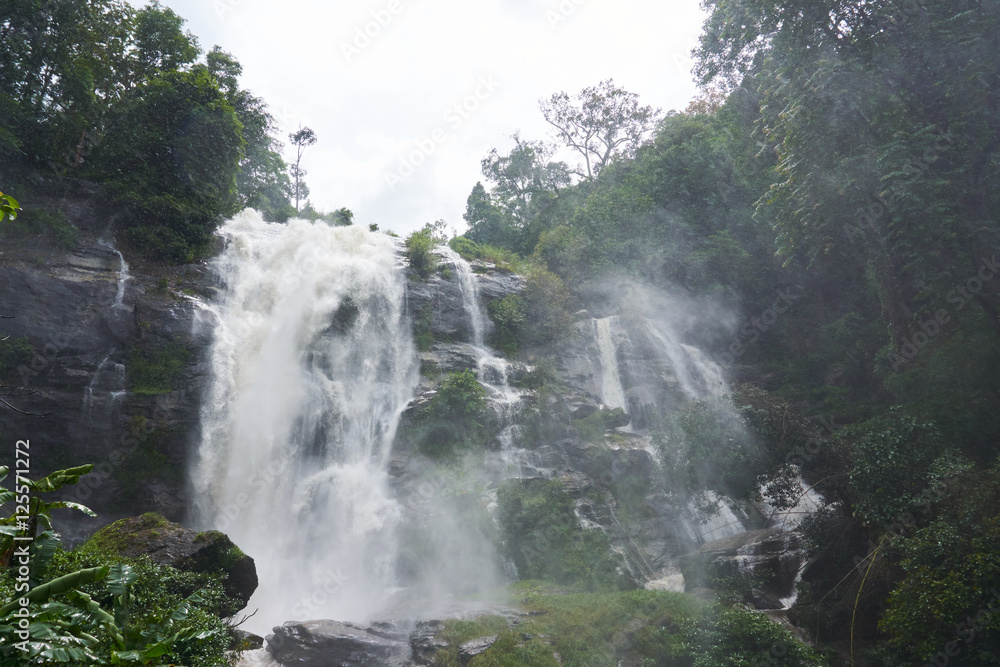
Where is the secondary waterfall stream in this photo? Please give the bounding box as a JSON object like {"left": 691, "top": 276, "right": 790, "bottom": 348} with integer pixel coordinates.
{"left": 192, "top": 211, "right": 418, "bottom": 635}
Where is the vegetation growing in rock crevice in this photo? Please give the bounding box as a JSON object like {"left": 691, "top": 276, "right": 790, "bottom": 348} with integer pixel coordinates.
{"left": 405, "top": 221, "right": 447, "bottom": 280}
{"left": 127, "top": 343, "right": 190, "bottom": 394}
{"left": 0, "top": 336, "right": 33, "bottom": 379}
{"left": 497, "top": 479, "right": 629, "bottom": 592}
{"left": 400, "top": 370, "right": 491, "bottom": 461}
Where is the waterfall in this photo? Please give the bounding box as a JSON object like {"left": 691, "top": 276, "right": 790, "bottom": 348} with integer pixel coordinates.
{"left": 97, "top": 238, "right": 130, "bottom": 309}
{"left": 112, "top": 247, "right": 130, "bottom": 309}
{"left": 192, "top": 211, "right": 418, "bottom": 634}
{"left": 593, "top": 317, "right": 627, "bottom": 410}
{"left": 644, "top": 320, "right": 727, "bottom": 399}
{"left": 439, "top": 246, "right": 487, "bottom": 348}
{"left": 82, "top": 354, "right": 126, "bottom": 421}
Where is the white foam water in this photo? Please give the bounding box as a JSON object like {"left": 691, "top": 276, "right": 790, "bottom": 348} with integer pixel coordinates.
{"left": 192, "top": 211, "right": 418, "bottom": 635}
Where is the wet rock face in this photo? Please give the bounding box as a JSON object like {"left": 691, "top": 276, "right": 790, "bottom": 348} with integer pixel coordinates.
{"left": 265, "top": 620, "right": 410, "bottom": 666}
{"left": 404, "top": 252, "right": 524, "bottom": 347}
{"left": 680, "top": 529, "right": 807, "bottom": 608}
{"left": 0, "top": 227, "right": 214, "bottom": 533}
{"left": 409, "top": 620, "right": 447, "bottom": 665}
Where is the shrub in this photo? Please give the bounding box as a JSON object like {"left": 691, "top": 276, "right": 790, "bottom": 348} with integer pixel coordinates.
{"left": 487, "top": 294, "right": 525, "bottom": 357}
{"left": 405, "top": 370, "right": 489, "bottom": 460}
{"left": 405, "top": 223, "right": 444, "bottom": 279}
{"left": 0, "top": 336, "right": 33, "bottom": 378}
{"left": 520, "top": 267, "right": 572, "bottom": 348}
{"left": 127, "top": 343, "right": 190, "bottom": 394}
{"left": 0, "top": 206, "right": 79, "bottom": 249}
{"left": 497, "top": 479, "right": 629, "bottom": 592}
{"left": 93, "top": 68, "right": 243, "bottom": 263}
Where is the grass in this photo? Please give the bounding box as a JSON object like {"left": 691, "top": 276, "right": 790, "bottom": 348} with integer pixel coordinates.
{"left": 449, "top": 236, "right": 536, "bottom": 275}
{"left": 429, "top": 584, "right": 827, "bottom": 666}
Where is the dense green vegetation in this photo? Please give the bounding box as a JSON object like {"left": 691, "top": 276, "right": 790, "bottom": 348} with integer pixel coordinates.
{"left": 431, "top": 584, "right": 825, "bottom": 666}
{"left": 497, "top": 479, "right": 629, "bottom": 592}
{"left": 453, "top": 1, "right": 1000, "bottom": 663}
{"left": 0, "top": 0, "right": 347, "bottom": 261}
{"left": 402, "top": 369, "right": 491, "bottom": 459}
{"left": 0, "top": 467, "right": 240, "bottom": 665}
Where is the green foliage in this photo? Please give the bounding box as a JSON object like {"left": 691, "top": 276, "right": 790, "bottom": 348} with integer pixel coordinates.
{"left": 656, "top": 397, "right": 756, "bottom": 502}
{"left": 405, "top": 223, "right": 443, "bottom": 280}
{"left": 432, "top": 587, "right": 823, "bottom": 667}
{"left": 94, "top": 67, "right": 243, "bottom": 262}
{"left": 487, "top": 294, "right": 525, "bottom": 357}
{"left": 0, "top": 467, "right": 234, "bottom": 666}
{"left": 404, "top": 370, "right": 489, "bottom": 460}
{"left": 432, "top": 369, "right": 487, "bottom": 418}
{"left": 413, "top": 303, "right": 434, "bottom": 352}
{"left": 0, "top": 336, "right": 33, "bottom": 378}
{"left": 110, "top": 418, "right": 177, "bottom": 502}
{"left": 835, "top": 409, "right": 949, "bottom": 528}
{"left": 518, "top": 267, "right": 572, "bottom": 349}
{"left": 1, "top": 0, "right": 292, "bottom": 257}
{"left": 0, "top": 206, "right": 79, "bottom": 249}
{"left": 127, "top": 343, "right": 190, "bottom": 394}
{"left": 0, "top": 191, "right": 19, "bottom": 221}
{"left": 496, "top": 479, "right": 628, "bottom": 592}
{"left": 449, "top": 235, "right": 531, "bottom": 274}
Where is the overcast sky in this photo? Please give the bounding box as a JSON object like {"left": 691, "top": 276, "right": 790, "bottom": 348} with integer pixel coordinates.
{"left": 142, "top": 0, "right": 709, "bottom": 235}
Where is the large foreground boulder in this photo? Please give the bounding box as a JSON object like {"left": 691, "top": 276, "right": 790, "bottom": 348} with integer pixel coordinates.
{"left": 266, "top": 620, "right": 410, "bottom": 666}
{"left": 85, "top": 512, "right": 257, "bottom": 607}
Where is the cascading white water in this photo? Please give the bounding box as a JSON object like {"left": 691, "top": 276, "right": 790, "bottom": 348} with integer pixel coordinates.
{"left": 593, "top": 317, "right": 627, "bottom": 411}
{"left": 439, "top": 247, "right": 487, "bottom": 348}
{"left": 112, "top": 248, "right": 130, "bottom": 309}
{"left": 644, "top": 321, "right": 728, "bottom": 399}
{"left": 192, "top": 211, "right": 418, "bottom": 635}
{"left": 439, "top": 247, "right": 523, "bottom": 428}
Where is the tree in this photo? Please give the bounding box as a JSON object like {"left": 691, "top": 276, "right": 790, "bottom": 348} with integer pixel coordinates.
{"left": 464, "top": 134, "right": 571, "bottom": 254}
{"left": 94, "top": 67, "right": 244, "bottom": 262}
{"left": 539, "top": 79, "right": 660, "bottom": 180}
{"left": 207, "top": 47, "right": 293, "bottom": 221}
{"left": 131, "top": 0, "right": 200, "bottom": 83}
{"left": 288, "top": 125, "right": 316, "bottom": 212}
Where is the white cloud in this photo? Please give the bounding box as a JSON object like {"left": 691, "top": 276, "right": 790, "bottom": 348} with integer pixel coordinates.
{"left": 140, "top": 0, "right": 708, "bottom": 234}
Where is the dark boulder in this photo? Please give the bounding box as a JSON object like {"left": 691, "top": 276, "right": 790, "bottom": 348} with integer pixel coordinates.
{"left": 265, "top": 620, "right": 410, "bottom": 666}
{"left": 85, "top": 512, "right": 257, "bottom": 608}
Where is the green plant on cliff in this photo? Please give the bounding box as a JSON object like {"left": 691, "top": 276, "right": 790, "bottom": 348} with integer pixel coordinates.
{"left": 0, "top": 468, "right": 234, "bottom": 666}
{"left": 0, "top": 191, "right": 19, "bottom": 221}
{"left": 405, "top": 223, "right": 444, "bottom": 279}
{"left": 0, "top": 337, "right": 33, "bottom": 379}
{"left": 127, "top": 343, "right": 190, "bottom": 394}
{"left": 496, "top": 479, "right": 629, "bottom": 592}
{"left": 418, "top": 369, "right": 489, "bottom": 459}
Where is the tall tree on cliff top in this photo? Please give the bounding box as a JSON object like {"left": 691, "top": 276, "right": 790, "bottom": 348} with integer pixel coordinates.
{"left": 539, "top": 79, "right": 660, "bottom": 181}
{"left": 289, "top": 125, "right": 317, "bottom": 213}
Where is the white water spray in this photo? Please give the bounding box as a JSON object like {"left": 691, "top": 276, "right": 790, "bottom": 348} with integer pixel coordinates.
{"left": 593, "top": 317, "right": 627, "bottom": 411}
{"left": 192, "top": 211, "right": 418, "bottom": 634}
